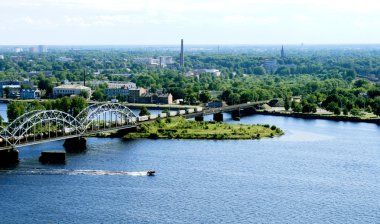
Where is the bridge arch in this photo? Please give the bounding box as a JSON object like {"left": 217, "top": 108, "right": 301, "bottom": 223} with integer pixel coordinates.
{"left": 0, "top": 126, "right": 13, "bottom": 147}
{"left": 6, "top": 110, "right": 82, "bottom": 146}
{"left": 76, "top": 103, "right": 137, "bottom": 133}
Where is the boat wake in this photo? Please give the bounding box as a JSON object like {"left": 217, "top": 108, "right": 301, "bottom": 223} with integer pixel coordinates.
{"left": 0, "top": 168, "right": 155, "bottom": 176}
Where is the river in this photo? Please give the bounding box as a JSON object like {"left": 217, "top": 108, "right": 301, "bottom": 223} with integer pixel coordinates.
{"left": 0, "top": 108, "right": 380, "bottom": 223}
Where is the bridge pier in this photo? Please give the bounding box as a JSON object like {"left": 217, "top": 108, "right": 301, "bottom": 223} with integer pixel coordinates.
{"left": 195, "top": 115, "right": 204, "bottom": 121}
{"left": 231, "top": 109, "right": 241, "bottom": 121}
{"left": 0, "top": 148, "right": 19, "bottom": 167}
{"left": 213, "top": 112, "right": 223, "bottom": 122}
{"left": 63, "top": 137, "right": 87, "bottom": 152}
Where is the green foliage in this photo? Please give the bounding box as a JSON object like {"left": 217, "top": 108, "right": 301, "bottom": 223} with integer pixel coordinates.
{"left": 7, "top": 101, "right": 27, "bottom": 122}
{"left": 139, "top": 106, "right": 150, "bottom": 116}
{"left": 6, "top": 97, "right": 88, "bottom": 122}
{"left": 79, "top": 90, "right": 89, "bottom": 99}
{"left": 123, "top": 118, "right": 283, "bottom": 140}
{"left": 199, "top": 90, "right": 212, "bottom": 103}
{"left": 284, "top": 97, "right": 290, "bottom": 111}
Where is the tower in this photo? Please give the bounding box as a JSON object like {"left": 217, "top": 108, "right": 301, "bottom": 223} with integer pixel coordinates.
{"left": 281, "top": 45, "right": 285, "bottom": 59}
{"left": 180, "top": 39, "right": 184, "bottom": 67}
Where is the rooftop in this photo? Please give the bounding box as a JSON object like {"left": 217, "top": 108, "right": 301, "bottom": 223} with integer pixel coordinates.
{"left": 53, "top": 84, "right": 90, "bottom": 90}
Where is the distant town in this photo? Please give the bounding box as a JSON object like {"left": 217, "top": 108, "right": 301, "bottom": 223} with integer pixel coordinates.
{"left": 0, "top": 41, "right": 379, "bottom": 119}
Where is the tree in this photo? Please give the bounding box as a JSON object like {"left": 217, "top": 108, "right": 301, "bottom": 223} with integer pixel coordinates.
{"left": 0, "top": 115, "right": 3, "bottom": 126}
{"left": 253, "top": 66, "right": 266, "bottom": 75}
{"left": 333, "top": 107, "right": 341, "bottom": 115}
{"left": 284, "top": 97, "right": 290, "bottom": 111}
{"left": 291, "top": 102, "right": 302, "bottom": 113}
{"left": 7, "top": 101, "right": 27, "bottom": 122}
{"left": 57, "top": 96, "right": 71, "bottom": 113}
{"left": 71, "top": 96, "right": 88, "bottom": 116}
{"left": 79, "top": 90, "right": 89, "bottom": 99}
{"left": 350, "top": 108, "right": 361, "bottom": 116}
{"left": 199, "top": 90, "right": 212, "bottom": 103}
{"left": 139, "top": 106, "right": 150, "bottom": 116}
{"left": 3, "top": 87, "right": 11, "bottom": 98}
{"left": 92, "top": 89, "right": 106, "bottom": 102}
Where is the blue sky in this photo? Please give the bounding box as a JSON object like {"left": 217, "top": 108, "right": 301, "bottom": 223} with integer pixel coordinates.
{"left": 0, "top": 0, "right": 379, "bottom": 45}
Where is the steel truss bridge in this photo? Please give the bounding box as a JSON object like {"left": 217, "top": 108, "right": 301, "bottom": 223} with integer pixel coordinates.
{"left": 0, "top": 103, "right": 138, "bottom": 149}
{"left": 0, "top": 100, "right": 270, "bottom": 149}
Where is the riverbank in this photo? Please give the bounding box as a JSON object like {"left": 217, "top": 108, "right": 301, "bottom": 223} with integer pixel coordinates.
{"left": 119, "top": 117, "right": 283, "bottom": 140}
{"left": 254, "top": 110, "right": 380, "bottom": 124}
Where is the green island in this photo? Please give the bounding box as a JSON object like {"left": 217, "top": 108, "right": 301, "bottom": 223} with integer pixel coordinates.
{"left": 119, "top": 118, "right": 283, "bottom": 140}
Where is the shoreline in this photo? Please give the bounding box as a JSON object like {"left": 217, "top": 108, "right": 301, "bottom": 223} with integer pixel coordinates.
{"left": 253, "top": 110, "right": 380, "bottom": 124}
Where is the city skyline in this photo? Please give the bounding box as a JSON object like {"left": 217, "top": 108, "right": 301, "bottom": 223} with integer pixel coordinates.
{"left": 0, "top": 0, "right": 380, "bottom": 45}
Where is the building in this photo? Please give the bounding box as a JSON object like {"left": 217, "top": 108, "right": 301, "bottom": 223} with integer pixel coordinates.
{"left": 1, "top": 85, "right": 21, "bottom": 98}
{"left": 20, "top": 89, "right": 41, "bottom": 99}
{"left": 53, "top": 84, "right": 91, "bottom": 99}
{"left": 132, "top": 58, "right": 160, "bottom": 67}
{"left": 107, "top": 82, "right": 136, "bottom": 89}
{"left": 159, "top": 56, "right": 175, "bottom": 67}
{"left": 105, "top": 82, "right": 137, "bottom": 99}
{"left": 128, "top": 88, "right": 147, "bottom": 103}
{"left": 29, "top": 47, "right": 37, "bottom": 53}
{"left": 57, "top": 57, "right": 73, "bottom": 62}
{"left": 105, "top": 88, "right": 129, "bottom": 98}
{"left": 261, "top": 58, "right": 278, "bottom": 74}
{"left": 138, "top": 93, "right": 173, "bottom": 104}
{"left": 207, "top": 101, "right": 226, "bottom": 108}
{"left": 193, "top": 69, "right": 221, "bottom": 77}
{"left": 0, "top": 55, "right": 4, "bottom": 60}
{"left": 10, "top": 56, "right": 26, "bottom": 62}
{"left": 38, "top": 45, "right": 48, "bottom": 53}
{"left": 14, "top": 47, "right": 23, "bottom": 53}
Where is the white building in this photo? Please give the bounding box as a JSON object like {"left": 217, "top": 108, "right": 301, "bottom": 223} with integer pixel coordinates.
{"left": 159, "top": 56, "right": 175, "bottom": 67}
{"left": 53, "top": 84, "right": 91, "bottom": 99}
{"left": 57, "top": 57, "right": 73, "bottom": 62}
{"left": 132, "top": 58, "right": 159, "bottom": 66}
{"left": 193, "top": 69, "right": 221, "bottom": 77}
{"left": 0, "top": 55, "right": 4, "bottom": 60}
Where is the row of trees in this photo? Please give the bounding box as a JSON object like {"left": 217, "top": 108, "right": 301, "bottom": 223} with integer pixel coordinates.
{"left": 7, "top": 96, "right": 88, "bottom": 122}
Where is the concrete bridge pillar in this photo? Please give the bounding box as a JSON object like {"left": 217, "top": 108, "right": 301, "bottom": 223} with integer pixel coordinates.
{"left": 63, "top": 137, "right": 87, "bottom": 152}
{"left": 195, "top": 115, "right": 204, "bottom": 121}
{"left": 213, "top": 112, "right": 223, "bottom": 122}
{"left": 0, "top": 148, "right": 19, "bottom": 167}
{"left": 231, "top": 109, "right": 241, "bottom": 121}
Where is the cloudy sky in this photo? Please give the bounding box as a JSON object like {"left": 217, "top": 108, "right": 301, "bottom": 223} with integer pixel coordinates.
{"left": 0, "top": 0, "right": 379, "bottom": 45}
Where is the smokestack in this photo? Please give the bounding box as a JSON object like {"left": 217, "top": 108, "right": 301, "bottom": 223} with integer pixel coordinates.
{"left": 180, "top": 39, "right": 184, "bottom": 67}
{"left": 83, "top": 70, "right": 86, "bottom": 86}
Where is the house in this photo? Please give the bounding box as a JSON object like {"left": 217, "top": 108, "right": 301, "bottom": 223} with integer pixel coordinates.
{"left": 138, "top": 93, "right": 173, "bottom": 104}
{"left": 291, "top": 96, "right": 301, "bottom": 103}
{"left": 128, "top": 88, "right": 147, "bottom": 103}
{"left": 53, "top": 84, "right": 91, "bottom": 99}
{"left": 20, "top": 89, "right": 41, "bottom": 99}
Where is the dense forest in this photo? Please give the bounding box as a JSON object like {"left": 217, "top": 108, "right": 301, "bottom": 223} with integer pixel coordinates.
{"left": 1, "top": 46, "right": 379, "bottom": 117}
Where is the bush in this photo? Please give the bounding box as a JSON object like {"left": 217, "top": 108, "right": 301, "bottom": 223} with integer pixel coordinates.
{"left": 270, "top": 125, "right": 277, "bottom": 130}
{"left": 148, "top": 133, "right": 159, "bottom": 139}
{"left": 333, "top": 107, "right": 341, "bottom": 115}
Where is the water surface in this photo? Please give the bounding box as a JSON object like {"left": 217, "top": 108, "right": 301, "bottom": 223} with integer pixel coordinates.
{"left": 0, "top": 114, "right": 379, "bottom": 223}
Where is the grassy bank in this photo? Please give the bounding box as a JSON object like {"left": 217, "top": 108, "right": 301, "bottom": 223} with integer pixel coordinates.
{"left": 123, "top": 117, "right": 283, "bottom": 140}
